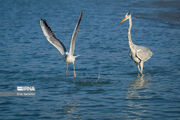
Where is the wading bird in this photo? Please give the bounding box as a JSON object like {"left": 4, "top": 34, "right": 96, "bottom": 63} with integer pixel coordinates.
{"left": 121, "top": 12, "right": 152, "bottom": 75}
{"left": 40, "top": 10, "right": 83, "bottom": 78}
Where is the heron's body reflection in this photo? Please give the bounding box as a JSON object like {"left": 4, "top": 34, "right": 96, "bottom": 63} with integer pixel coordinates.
{"left": 126, "top": 75, "right": 152, "bottom": 118}
{"left": 128, "top": 75, "right": 150, "bottom": 93}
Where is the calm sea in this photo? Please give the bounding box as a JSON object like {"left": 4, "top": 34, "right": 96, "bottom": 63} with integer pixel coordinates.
{"left": 0, "top": 0, "right": 180, "bottom": 119}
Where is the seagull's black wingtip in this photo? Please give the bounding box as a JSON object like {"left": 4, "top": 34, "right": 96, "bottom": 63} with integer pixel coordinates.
{"left": 40, "top": 18, "right": 48, "bottom": 23}
{"left": 80, "top": 9, "right": 83, "bottom": 15}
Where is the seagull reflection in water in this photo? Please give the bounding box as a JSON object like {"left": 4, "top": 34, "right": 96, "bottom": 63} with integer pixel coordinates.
{"left": 63, "top": 99, "right": 81, "bottom": 120}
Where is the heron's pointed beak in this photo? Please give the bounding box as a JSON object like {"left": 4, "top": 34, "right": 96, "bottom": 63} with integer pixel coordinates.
{"left": 120, "top": 18, "right": 126, "bottom": 23}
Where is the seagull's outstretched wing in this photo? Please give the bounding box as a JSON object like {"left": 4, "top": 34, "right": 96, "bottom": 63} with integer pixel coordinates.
{"left": 69, "top": 10, "right": 83, "bottom": 55}
{"left": 40, "top": 19, "right": 66, "bottom": 55}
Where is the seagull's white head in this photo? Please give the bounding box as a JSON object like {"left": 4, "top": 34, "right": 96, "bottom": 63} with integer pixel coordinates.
{"left": 121, "top": 12, "right": 131, "bottom": 23}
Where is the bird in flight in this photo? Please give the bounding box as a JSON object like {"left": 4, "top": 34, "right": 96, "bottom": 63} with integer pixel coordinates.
{"left": 40, "top": 10, "right": 83, "bottom": 78}
{"left": 121, "top": 12, "right": 152, "bottom": 75}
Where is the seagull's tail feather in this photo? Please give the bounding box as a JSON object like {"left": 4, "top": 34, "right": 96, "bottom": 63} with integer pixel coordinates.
{"left": 75, "top": 55, "right": 80, "bottom": 58}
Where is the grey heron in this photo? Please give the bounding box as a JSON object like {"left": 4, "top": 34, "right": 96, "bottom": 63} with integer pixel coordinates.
{"left": 40, "top": 10, "right": 83, "bottom": 78}
{"left": 121, "top": 12, "right": 153, "bottom": 75}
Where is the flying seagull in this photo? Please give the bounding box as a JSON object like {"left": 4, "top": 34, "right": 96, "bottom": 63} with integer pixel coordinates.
{"left": 121, "top": 12, "right": 153, "bottom": 75}
{"left": 40, "top": 10, "right": 83, "bottom": 78}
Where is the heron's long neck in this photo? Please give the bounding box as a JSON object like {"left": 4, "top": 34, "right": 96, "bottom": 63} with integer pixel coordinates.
{"left": 128, "top": 16, "right": 134, "bottom": 49}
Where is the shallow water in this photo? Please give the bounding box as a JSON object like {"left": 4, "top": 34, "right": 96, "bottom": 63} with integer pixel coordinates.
{"left": 0, "top": 0, "right": 180, "bottom": 119}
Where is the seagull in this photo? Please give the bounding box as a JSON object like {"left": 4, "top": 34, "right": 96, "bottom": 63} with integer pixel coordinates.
{"left": 121, "top": 12, "right": 153, "bottom": 75}
{"left": 40, "top": 10, "right": 83, "bottom": 78}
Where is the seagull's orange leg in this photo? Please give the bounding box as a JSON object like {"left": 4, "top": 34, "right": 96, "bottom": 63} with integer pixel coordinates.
{"left": 73, "top": 63, "right": 76, "bottom": 78}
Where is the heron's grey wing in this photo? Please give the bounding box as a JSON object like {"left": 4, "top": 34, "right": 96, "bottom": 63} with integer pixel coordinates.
{"left": 69, "top": 10, "right": 83, "bottom": 55}
{"left": 136, "top": 46, "right": 153, "bottom": 62}
{"left": 40, "top": 19, "right": 66, "bottom": 55}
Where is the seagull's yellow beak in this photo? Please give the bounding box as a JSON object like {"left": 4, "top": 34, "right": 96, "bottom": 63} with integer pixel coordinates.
{"left": 120, "top": 18, "right": 126, "bottom": 23}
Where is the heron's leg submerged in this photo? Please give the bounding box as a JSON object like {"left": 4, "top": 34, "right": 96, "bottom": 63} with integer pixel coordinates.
{"left": 66, "top": 63, "right": 68, "bottom": 75}
{"left": 140, "top": 61, "right": 144, "bottom": 75}
{"left": 73, "top": 63, "right": 76, "bottom": 78}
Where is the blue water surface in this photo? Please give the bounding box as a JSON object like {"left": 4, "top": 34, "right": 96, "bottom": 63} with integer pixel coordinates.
{"left": 0, "top": 0, "right": 180, "bottom": 119}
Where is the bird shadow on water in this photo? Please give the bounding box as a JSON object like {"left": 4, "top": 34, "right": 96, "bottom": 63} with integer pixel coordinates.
{"left": 65, "top": 73, "right": 110, "bottom": 87}
{"left": 64, "top": 66, "right": 111, "bottom": 87}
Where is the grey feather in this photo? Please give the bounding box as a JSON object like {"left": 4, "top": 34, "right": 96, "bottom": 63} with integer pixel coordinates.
{"left": 69, "top": 10, "right": 83, "bottom": 55}
{"left": 135, "top": 45, "right": 153, "bottom": 62}
{"left": 40, "top": 19, "right": 66, "bottom": 55}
